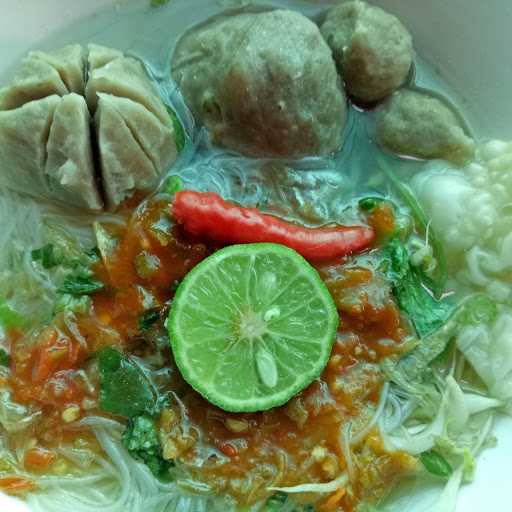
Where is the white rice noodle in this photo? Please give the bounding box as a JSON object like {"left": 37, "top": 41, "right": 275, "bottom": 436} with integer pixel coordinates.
{"left": 268, "top": 472, "right": 348, "bottom": 494}
{"left": 24, "top": 421, "right": 237, "bottom": 512}
{"left": 351, "top": 382, "right": 390, "bottom": 446}
{"left": 339, "top": 423, "right": 356, "bottom": 483}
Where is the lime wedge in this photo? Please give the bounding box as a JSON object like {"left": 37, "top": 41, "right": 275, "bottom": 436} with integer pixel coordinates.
{"left": 168, "top": 243, "right": 339, "bottom": 412}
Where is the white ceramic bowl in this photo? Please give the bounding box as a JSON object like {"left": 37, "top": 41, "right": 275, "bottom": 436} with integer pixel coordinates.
{"left": 0, "top": 1, "right": 511, "bottom": 511}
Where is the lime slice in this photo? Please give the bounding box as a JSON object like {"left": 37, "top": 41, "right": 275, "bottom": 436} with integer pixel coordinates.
{"left": 168, "top": 243, "right": 339, "bottom": 412}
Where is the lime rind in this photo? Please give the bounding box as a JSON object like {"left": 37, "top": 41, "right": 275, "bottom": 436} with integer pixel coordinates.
{"left": 168, "top": 243, "right": 339, "bottom": 412}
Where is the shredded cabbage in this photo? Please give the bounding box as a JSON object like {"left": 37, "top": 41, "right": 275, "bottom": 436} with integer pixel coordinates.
{"left": 456, "top": 312, "right": 512, "bottom": 406}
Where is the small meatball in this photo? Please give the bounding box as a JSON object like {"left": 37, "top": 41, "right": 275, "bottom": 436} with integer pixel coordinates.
{"left": 376, "top": 89, "right": 474, "bottom": 165}
{"left": 321, "top": 0, "right": 413, "bottom": 103}
{"left": 46, "top": 94, "right": 103, "bottom": 210}
{"left": 172, "top": 9, "right": 346, "bottom": 158}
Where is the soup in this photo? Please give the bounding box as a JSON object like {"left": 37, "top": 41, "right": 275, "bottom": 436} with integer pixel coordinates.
{"left": 0, "top": 1, "right": 510, "bottom": 512}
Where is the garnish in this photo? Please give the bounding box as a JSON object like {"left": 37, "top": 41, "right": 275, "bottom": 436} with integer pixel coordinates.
{"left": 122, "top": 415, "right": 173, "bottom": 479}
{"left": 0, "top": 299, "right": 23, "bottom": 329}
{"left": 31, "top": 243, "right": 59, "bottom": 269}
{"left": 381, "top": 237, "right": 453, "bottom": 338}
{"left": 167, "top": 243, "right": 339, "bottom": 412}
{"left": 0, "top": 348, "right": 9, "bottom": 367}
{"left": 98, "top": 347, "right": 155, "bottom": 418}
{"left": 165, "top": 106, "right": 185, "bottom": 152}
{"left": 172, "top": 190, "right": 375, "bottom": 261}
{"left": 420, "top": 450, "right": 454, "bottom": 478}
{"left": 164, "top": 175, "right": 183, "bottom": 196}
{"left": 59, "top": 275, "right": 104, "bottom": 296}
{"left": 379, "top": 158, "right": 447, "bottom": 295}
{"left": 139, "top": 310, "right": 161, "bottom": 331}
{"left": 98, "top": 347, "right": 172, "bottom": 479}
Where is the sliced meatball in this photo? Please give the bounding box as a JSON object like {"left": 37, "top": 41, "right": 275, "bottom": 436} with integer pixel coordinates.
{"left": 95, "top": 93, "right": 160, "bottom": 209}
{"left": 321, "top": 0, "right": 413, "bottom": 103}
{"left": 0, "top": 95, "right": 60, "bottom": 194}
{"left": 100, "top": 93, "right": 178, "bottom": 172}
{"left": 45, "top": 93, "right": 103, "bottom": 210}
{"left": 87, "top": 43, "right": 124, "bottom": 72}
{"left": 0, "top": 43, "right": 182, "bottom": 211}
{"left": 172, "top": 9, "right": 346, "bottom": 158}
{"left": 376, "top": 89, "right": 475, "bottom": 165}
{"left": 86, "top": 56, "right": 169, "bottom": 125}
{"left": 0, "top": 58, "right": 68, "bottom": 110}
{"left": 29, "top": 44, "right": 86, "bottom": 95}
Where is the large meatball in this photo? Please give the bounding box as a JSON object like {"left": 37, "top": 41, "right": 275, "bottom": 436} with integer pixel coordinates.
{"left": 0, "top": 44, "right": 181, "bottom": 210}
{"left": 172, "top": 9, "right": 346, "bottom": 158}
{"left": 321, "top": 0, "right": 413, "bottom": 103}
{"left": 376, "top": 89, "right": 475, "bottom": 165}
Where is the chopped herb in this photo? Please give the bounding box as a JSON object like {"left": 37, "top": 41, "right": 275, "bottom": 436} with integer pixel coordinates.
{"left": 54, "top": 294, "right": 92, "bottom": 315}
{"left": 99, "top": 348, "right": 171, "bottom": 478}
{"left": 164, "top": 175, "right": 183, "bottom": 196}
{"left": 85, "top": 246, "right": 101, "bottom": 260}
{"left": 359, "top": 196, "right": 385, "bottom": 211}
{"left": 139, "top": 310, "right": 160, "bottom": 331}
{"left": 59, "top": 276, "right": 104, "bottom": 296}
{"left": 98, "top": 347, "right": 155, "bottom": 418}
{"left": 265, "top": 492, "right": 288, "bottom": 510}
{"left": 31, "top": 244, "right": 59, "bottom": 269}
{"left": 420, "top": 450, "right": 453, "bottom": 478}
{"left": 382, "top": 237, "right": 453, "bottom": 338}
{"left": 0, "top": 299, "right": 23, "bottom": 329}
{"left": 134, "top": 252, "right": 161, "bottom": 279}
{"left": 122, "top": 415, "right": 174, "bottom": 479}
{"left": 151, "top": 0, "right": 170, "bottom": 6}
{"left": 379, "top": 157, "right": 447, "bottom": 296}
{"left": 0, "top": 349, "right": 9, "bottom": 367}
{"left": 166, "top": 106, "right": 186, "bottom": 152}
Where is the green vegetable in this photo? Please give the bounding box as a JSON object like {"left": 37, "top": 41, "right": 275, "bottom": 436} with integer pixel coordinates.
{"left": 399, "top": 294, "right": 496, "bottom": 380}
{"left": 54, "top": 294, "right": 92, "bottom": 315}
{"left": 164, "top": 175, "right": 183, "bottom": 196}
{"left": 86, "top": 246, "right": 101, "bottom": 260}
{"left": 98, "top": 347, "right": 155, "bottom": 417}
{"left": 151, "top": 0, "right": 170, "bottom": 6}
{"left": 420, "top": 450, "right": 453, "bottom": 478}
{"left": 382, "top": 237, "right": 453, "bottom": 338}
{"left": 264, "top": 493, "right": 288, "bottom": 511}
{"left": 263, "top": 494, "right": 314, "bottom": 512}
{"left": 31, "top": 244, "right": 59, "bottom": 269}
{"left": 59, "top": 276, "right": 104, "bottom": 296}
{"left": 166, "top": 106, "right": 186, "bottom": 152}
{"left": 0, "top": 348, "right": 9, "bottom": 367}
{"left": 134, "top": 252, "right": 161, "bottom": 279}
{"left": 0, "top": 299, "right": 23, "bottom": 329}
{"left": 359, "top": 196, "right": 385, "bottom": 211}
{"left": 139, "top": 310, "right": 160, "bottom": 331}
{"left": 122, "top": 415, "right": 173, "bottom": 479}
{"left": 379, "top": 157, "right": 447, "bottom": 296}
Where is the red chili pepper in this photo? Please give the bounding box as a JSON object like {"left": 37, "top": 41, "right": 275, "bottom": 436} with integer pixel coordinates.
{"left": 172, "top": 191, "right": 375, "bottom": 261}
